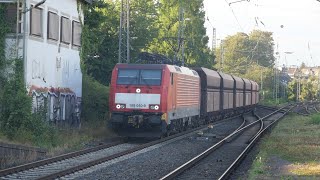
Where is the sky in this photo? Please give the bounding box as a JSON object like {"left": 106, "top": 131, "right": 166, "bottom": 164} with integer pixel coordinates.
{"left": 203, "top": 0, "right": 320, "bottom": 67}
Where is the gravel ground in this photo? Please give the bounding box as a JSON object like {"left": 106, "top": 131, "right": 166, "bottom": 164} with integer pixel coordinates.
{"left": 228, "top": 107, "right": 289, "bottom": 180}
{"left": 176, "top": 114, "right": 259, "bottom": 180}
{"left": 64, "top": 117, "right": 244, "bottom": 180}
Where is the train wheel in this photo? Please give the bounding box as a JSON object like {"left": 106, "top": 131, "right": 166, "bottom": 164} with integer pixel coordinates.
{"left": 184, "top": 121, "right": 188, "bottom": 131}
{"left": 161, "top": 121, "right": 169, "bottom": 137}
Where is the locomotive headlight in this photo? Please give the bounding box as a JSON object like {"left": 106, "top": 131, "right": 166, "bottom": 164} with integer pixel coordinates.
{"left": 120, "top": 104, "right": 125, "bottom": 109}
{"left": 116, "top": 104, "right": 121, "bottom": 109}
{"left": 149, "top": 104, "right": 159, "bottom": 110}
{"left": 136, "top": 88, "right": 141, "bottom": 93}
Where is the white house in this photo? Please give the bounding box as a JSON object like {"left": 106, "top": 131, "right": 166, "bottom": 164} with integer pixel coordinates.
{"left": 3, "top": 0, "right": 92, "bottom": 126}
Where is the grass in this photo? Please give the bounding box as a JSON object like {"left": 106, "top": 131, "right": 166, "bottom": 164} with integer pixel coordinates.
{"left": 310, "top": 114, "right": 320, "bottom": 125}
{"left": 36, "top": 120, "right": 116, "bottom": 155}
{"left": 259, "top": 98, "right": 290, "bottom": 107}
{"left": 248, "top": 113, "right": 320, "bottom": 179}
{"left": 0, "top": 120, "right": 116, "bottom": 168}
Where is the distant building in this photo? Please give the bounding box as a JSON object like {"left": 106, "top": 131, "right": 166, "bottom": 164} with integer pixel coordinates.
{"left": 284, "top": 65, "right": 320, "bottom": 80}
{"left": 2, "top": 0, "right": 92, "bottom": 126}
{"left": 287, "top": 66, "right": 298, "bottom": 79}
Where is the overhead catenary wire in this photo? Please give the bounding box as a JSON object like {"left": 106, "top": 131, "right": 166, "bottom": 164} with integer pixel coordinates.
{"left": 307, "top": 42, "right": 315, "bottom": 67}
{"left": 224, "top": 0, "right": 245, "bottom": 32}
{"left": 223, "top": 0, "right": 264, "bottom": 63}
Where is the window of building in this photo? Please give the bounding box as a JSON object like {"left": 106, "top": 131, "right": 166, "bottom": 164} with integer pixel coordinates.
{"left": 30, "top": 6, "right": 43, "bottom": 37}
{"left": 61, "top": 16, "right": 71, "bottom": 44}
{"left": 72, "top": 21, "right": 81, "bottom": 46}
{"left": 47, "top": 12, "right": 59, "bottom": 41}
{"left": 6, "top": 3, "right": 21, "bottom": 33}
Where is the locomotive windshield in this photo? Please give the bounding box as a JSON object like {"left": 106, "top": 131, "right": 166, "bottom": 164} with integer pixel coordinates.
{"left": 117, "top": 69, "right": 162, "bottom": 85}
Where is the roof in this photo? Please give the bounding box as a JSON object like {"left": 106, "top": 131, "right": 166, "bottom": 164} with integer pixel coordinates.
{"left": 287, "top": 67, "right": 297, "bottom": 75}
{"left": 218, "top": 72, "right": 234, "bottom": 89}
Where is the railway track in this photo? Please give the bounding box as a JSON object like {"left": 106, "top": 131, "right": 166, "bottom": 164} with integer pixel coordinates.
{"left": 0, "top": 140, "right": 125, "bottom": 179}
{"left": 1, "top": 104, "right": 307, "bottom": 180}
{"left": 0, "top": 115, "right": 240, "bottom": 180}
{"left": 160, "top": 104, "right": 295, "bottom": 180}
{"left": 0, "top": 143, "right": 47, "bottom": 170}
{"left": 293, "top": 101, "right": 319, "bottom": 116}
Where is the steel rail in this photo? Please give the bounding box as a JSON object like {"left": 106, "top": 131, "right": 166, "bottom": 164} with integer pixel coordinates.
{"left": 226, "top": 114, "right": 247, "bottom": 143}
{"left": 256, "top": 104, "right": 278, "bottom": 111}
{"left": 294, "top": 103, "right": 310, "bottom": 116}
{"left": 247, "top": 110, "right": 264, "bottom": 143}
{"left": 37, "top": 114, "right": 245, "bottom": 180}
{"left": 305, "top": 105, "right": 311, "bottom": 114}
{"left": 218, "top": 104, "right": 295, "bottom": 180}
{"left": 0, "top": 143, "right": 46, "bottom": 154}
{"left": 159, "top": 105, "right": 291, "bottom": 180}
{"left": 0, "top": 139, "right": 125, "bottom": 177}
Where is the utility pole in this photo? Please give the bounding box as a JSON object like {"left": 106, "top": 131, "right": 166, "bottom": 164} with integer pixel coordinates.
{"left": 118, "top": 0, "right": 130, "bottom": 63}
{"left": 260, "top": 66, "right": 264, "bottom": 99}
{"left": 180, "top": 8, "right": 185, "bottom": 66}
{"left": 175, "top": 6, "right": 184, "bottom": 66}
{"left": 206, "top": 17, "right": 216, "bottom": 51}
{"left": 318, "top": 72, "right": 320, "bottom": 99}
{"left": 275, "top": 68, "right": 278, "bottom": 103}
{"left": 220, "top": 40, "right": 224, "bottom": 72}
{"left": 296, "top": 69, "right": 301, "bottom": 102}
{"left": 298, "top": 72, "right": 301, "bottom": 101}
{"left": 212, "top": 28, "right": 216, "bottom": 51}
{"left": 176, "top": 4, "right": 190, "bottom": 66}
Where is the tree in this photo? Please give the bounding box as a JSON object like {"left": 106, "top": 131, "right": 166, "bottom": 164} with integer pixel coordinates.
{"left": 287, "top": 76, "right": 319, "bottom": 101}
{"left": 146, "top": 0, "right": 214, "bottom": 68}
{"left": 300, "top": 62, "right": 307, "bottom": 69}
{"left": 81, "top": 0, "right": 120, "bottom": 85}
{"left": 129, "top": 0, "right": 159, "bottom": 61}
{"left": 214, "top": 30, "right": 276, "bottom": 98}
{"left": 215, "top": 30, "right": 275, "bottom": 74}
{"left": 81, "top": 0, "right": 216, "bottom": 86}
{"left": 81, "top": 0, "right": 160, "bottom": 85}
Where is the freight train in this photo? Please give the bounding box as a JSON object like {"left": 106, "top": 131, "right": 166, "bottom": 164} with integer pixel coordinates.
{"left": 109, "top": 63, "right": 259, "bottom": 137}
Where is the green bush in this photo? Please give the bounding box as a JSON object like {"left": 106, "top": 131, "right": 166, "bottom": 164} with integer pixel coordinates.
{"left": 81, "top": 74, "right": 109, "bottom": 122}
{"left": 0, "top": 59, "right": 60, "bottom": 148}
{"left": 0, "top": 60, "right": 32, "bottom": 138}
{"left": 259, "top": 98, "right": 289, "bottom": 106}
{"left": 310, "top": 114, "right": 320, "bottom": 125}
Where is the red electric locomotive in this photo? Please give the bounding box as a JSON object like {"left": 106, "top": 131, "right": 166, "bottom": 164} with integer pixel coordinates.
{"left": 109, "top": 63, "right": 201, "bottom": 137}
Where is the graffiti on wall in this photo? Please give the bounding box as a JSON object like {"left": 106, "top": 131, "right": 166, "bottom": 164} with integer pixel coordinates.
{"left": 29, "top": 85, "right": 81, "bottom": 127}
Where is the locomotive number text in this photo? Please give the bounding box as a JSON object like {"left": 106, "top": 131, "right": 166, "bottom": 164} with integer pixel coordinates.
{"left": 129, "top": 104, "right": 147, "bottom": 108}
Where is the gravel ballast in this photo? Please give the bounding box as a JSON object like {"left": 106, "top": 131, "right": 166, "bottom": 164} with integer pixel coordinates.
{"left": 65, "top": 117, "right": 244, "bottom": 180}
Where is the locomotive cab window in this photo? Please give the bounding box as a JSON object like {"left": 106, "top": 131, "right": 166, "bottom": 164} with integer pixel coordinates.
{"left": 117, "top": 69, "right": 162, "bottom": 85}
{"left": 140, "top": 70, "right": 161, "bottom": 86}
{"left": 117, "top": 69, "right": 139, "bottom": 85}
